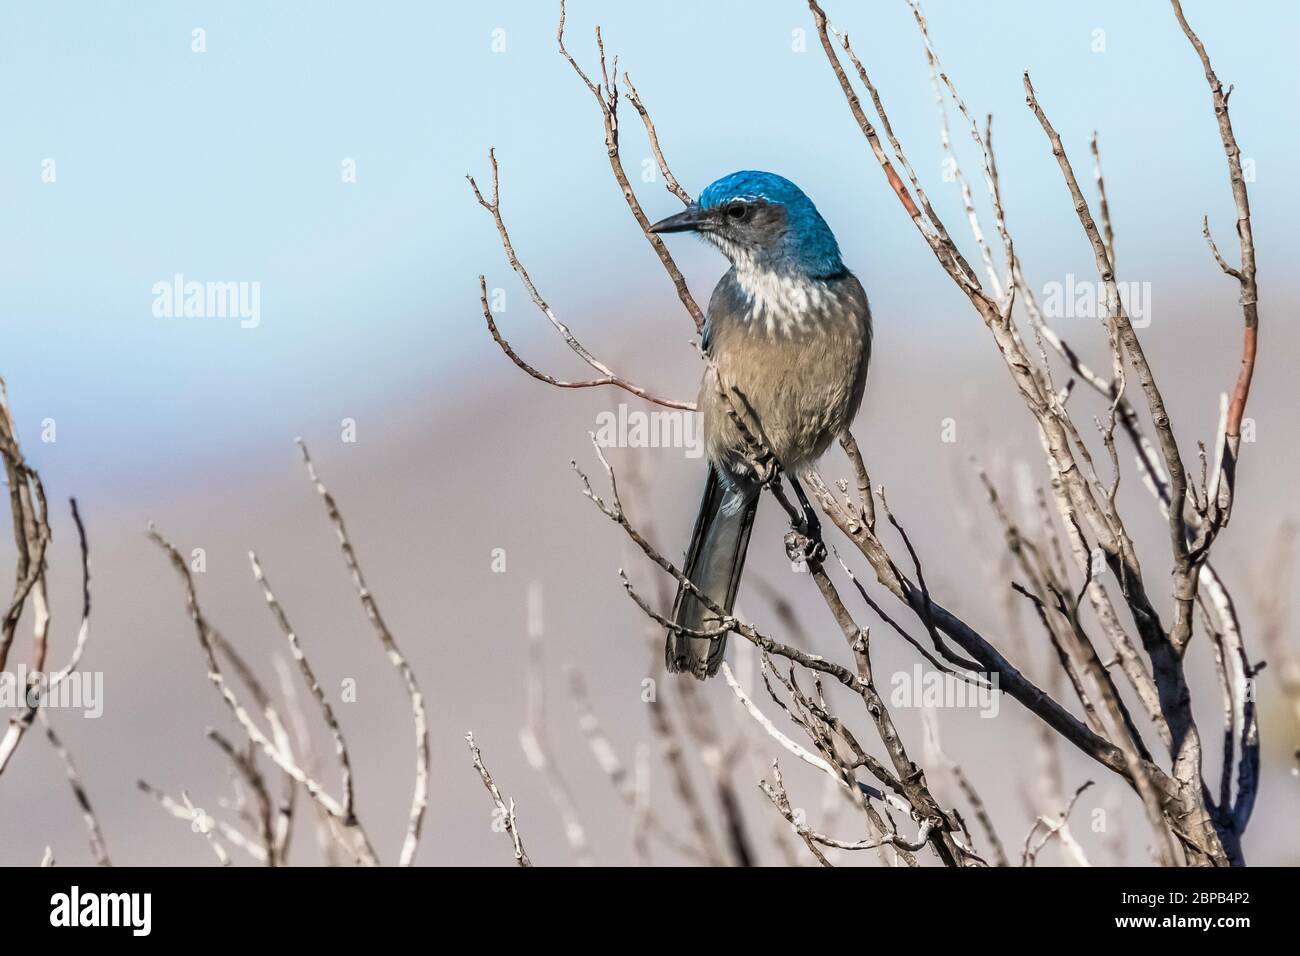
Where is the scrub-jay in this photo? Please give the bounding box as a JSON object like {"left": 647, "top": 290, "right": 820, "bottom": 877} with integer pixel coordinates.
{"left": 650, "top": 170, "right": 872, "bottom": 679}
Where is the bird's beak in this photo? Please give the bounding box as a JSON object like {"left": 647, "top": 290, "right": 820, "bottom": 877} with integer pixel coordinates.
{"left": 649, "top": 205, "right": 708, "bottom": 235}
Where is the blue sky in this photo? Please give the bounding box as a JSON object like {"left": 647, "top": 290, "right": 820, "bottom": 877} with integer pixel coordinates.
{"left": 1, "top": 0, "right": 1295, "bottom": 493}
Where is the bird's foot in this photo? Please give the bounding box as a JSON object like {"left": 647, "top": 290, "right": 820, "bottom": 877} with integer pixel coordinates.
{"left": 784, "top": 526, "right": 826, "bottom": 574}
{"left": 797, "top": 504, "right": 823, "bottom": 547}
{"left": 772, "top": 471, "right": 826, "bottom": 571}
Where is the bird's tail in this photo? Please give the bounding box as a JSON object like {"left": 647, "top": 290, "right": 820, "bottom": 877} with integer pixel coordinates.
{"left": 667, "top": 464, "right": 759, "bottom": 679}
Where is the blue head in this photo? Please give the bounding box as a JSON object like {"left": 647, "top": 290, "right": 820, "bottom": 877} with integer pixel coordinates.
{"left": 649, "top": 171, "right": 844, "bottom": 278}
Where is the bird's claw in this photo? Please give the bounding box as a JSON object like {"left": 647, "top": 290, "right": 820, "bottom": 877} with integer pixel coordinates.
{"left": 784, "top": 527, "right": 826, "bottom": 573}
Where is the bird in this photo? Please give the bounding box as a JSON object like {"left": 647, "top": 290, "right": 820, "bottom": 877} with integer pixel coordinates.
{"left": 649, "top": 170, "right": 872, "bottom": 680}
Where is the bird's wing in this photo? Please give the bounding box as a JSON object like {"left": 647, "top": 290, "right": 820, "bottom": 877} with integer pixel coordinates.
{"left": 702, "top": 268, "right": 746, "bottom": 356}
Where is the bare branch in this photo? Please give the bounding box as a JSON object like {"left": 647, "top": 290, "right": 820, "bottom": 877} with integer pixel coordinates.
{"left": 249, "top": 551, "right": 358, "bottom": 829}
{"left": 475, "top": 274, "right": 692, "bottom": 410}
{"left": 147, "top": 524, "right": 379, "bottom": 865}
{"left": 518, "top": 582, "right": 594, "bottom": 866}
{"left": 207, "top": 728, "right": 276, "bottom": 866}
{"left": 1022, "top": 780, "right": 1094, "bottom": 867}
{"left": 556, "top": 0, "right": 705, "bottom": 331}
{"left": 297, "top": 442, "right": 429, "bottom": 866}
{"left": 41, "top": 711, "right": 110, "bottom": 867}
{"left": 466, "top": 732, "right": 531, "bottom": 867}
{"left": 1171, "top": 0, "right": 1258, "bottom": 453}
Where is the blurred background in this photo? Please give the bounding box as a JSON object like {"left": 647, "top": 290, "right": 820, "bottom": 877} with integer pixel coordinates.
{"left": 0, "top": 0, "right": 1297, "bottom": 865}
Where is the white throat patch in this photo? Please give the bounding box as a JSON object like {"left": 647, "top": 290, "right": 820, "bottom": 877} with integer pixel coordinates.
{"left": 733, "top": 263, "right": 831, "bottom": 337}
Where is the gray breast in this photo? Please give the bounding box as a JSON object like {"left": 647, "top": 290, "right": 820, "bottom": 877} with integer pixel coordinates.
{"left": 701, "top": 269, "right": 871, "bottom": 473}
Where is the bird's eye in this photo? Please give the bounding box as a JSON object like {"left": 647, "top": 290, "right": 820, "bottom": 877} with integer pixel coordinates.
{"left": 725, "top": 202, "right": 751, "bottom": 222}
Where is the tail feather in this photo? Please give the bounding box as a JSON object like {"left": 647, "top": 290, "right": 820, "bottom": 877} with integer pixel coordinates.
{"left": 667, "top": 465, "right": 759, "bottom": 679}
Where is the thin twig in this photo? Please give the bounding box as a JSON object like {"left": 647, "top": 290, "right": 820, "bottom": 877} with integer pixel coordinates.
{"left": 466, "top": 732, "right": 531, "bottom": 867}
